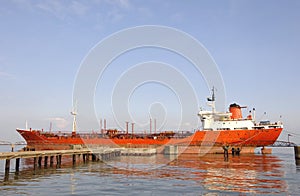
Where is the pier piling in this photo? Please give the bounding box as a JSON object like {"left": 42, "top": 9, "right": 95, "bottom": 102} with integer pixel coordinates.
{"left": 5, "top": 159, "right": 10, "bottom": 174}
{"left": 50, "top": 156, "right": 54, "bottom": 167}
{"left": 44, "top": 156, "right": 48, "bottom": 167}
{"left": 294, "top": 146, "right": 300, "bottom": 164}
{"left": 15, "top": 158, "right": 20, "bottom": 172}
{"left": 82, "top": 154, "right": 86, "bottom": 163}
{"left": 33, "top": 157, "right": 37, "bottom": 169}
{"left": 56, "top": 155, "right": 60, "bottom": 167}
{"left": 38, "top": 157, "right": 42, "bottom": 167}
{"left": 92, "top": 154, "right": 96, "bottom": 162}
{"left": 72, "top": 154, "right": 76, "bottom": 165}
{"left": 58, "top": 155, "right": 62, "bottom": 166}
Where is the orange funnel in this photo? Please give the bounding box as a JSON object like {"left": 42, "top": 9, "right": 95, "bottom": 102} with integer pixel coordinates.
{"left": 230, "top": 103, "right": 243, "bottom": 119}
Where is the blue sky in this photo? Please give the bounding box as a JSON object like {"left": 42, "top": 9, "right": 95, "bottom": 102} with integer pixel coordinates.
{"left": 0, "top": 0, "right": 300, "bottom": 143}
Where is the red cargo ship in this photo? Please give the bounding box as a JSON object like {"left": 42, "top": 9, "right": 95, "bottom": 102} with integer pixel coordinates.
{"left": 17, "top": 90, "right": 283, "bottom": 153}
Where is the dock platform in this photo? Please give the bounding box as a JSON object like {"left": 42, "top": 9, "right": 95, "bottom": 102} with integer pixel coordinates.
{"left": 0, "top": 147, "right": 157, "bottom": 180}
{"left": 0, "top": 148, "right": 121, "bottom": 179}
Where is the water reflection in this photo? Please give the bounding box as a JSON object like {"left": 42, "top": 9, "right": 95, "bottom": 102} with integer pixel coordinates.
{"left": 110, "top": 154, "right": 287, "bottom": 194}
{"left": 0, "top": 153, "right": 289, "bottom": 194}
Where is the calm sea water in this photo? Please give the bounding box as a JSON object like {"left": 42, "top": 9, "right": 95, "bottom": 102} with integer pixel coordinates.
{"left": 0, "top": 146, "right": 299, "bottom": 195}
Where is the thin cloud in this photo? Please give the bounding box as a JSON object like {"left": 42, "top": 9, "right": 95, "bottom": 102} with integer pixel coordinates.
{"left": 35, "top": 0, "right": 90, "bottom": 19}
{"left": 0, "top": 71, "right": 15, "bottom": 79}
{"left": 9, "top": 0, "right": 136, "bottom": 26}
{"left": 70, "top": 1, "right": 89, "bottom": 16}
{"left": 94, "top": 0, "right": 131, "bottom": 9}
{"left": 47, "top": 117, "right": 69, "bottom": 129}
{"left": 34, "top": 0, "right": 131, "bottom": 19}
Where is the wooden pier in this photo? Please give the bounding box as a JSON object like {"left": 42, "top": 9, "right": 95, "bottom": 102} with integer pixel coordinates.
{"left": 0, "top": 147, "right": 158, "bottom": 180}
{"left": 0, "top": 148, "right": 121, "bottom": 179}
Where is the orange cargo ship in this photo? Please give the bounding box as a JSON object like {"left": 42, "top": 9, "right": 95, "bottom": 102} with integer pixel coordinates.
{"left": 17, "top": 90, "right": 283, "bottom": 153}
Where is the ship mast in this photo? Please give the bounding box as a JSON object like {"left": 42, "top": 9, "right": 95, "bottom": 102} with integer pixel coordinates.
{"left": 207, "top": 87, "right": 216, "bottom": 113}
{"left": 71, "top": 103, "right": 77, "bottom": 133}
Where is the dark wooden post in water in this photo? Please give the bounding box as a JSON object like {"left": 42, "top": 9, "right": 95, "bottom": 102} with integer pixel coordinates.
{"left": 38, "top": 157, "right": 42, "bottom": 167}
{"left": 82, "top": 154, "right": 86, "bottom": 163}
{"left": 15, "top": 158, "right": 20, "bottom": 172}
{"left": 56, "top": 155, "right": 59, "bottom": 165}
{"left": 58, "top": 155, "right": 62, "bottom": 166}
{"left": 72, "top": 154, "right": 76, "bottom": 165}
{"left": 44, "top": 156, "right": 48, "bottom": 167}
{"left": 4, "top": 159, "right": 10, "bottom": 181}
{"left": 50, "top": 156, "right": 54, "bottom": 167}
{"left": 294, "top": 146, "right": 300, "bottom": 165}
{"left": 33, "top": 157, "right": 37, "bottom": 169}
{"left": 56, "top": 155, "right": 62, "bottom": 167}
{"left": 5, "top": 159, "right": 10, "bottom": 174}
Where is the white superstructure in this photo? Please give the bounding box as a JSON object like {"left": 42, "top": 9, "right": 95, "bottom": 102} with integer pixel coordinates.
{"left": 198, "top": 89, "right": 283, "bottom": 131}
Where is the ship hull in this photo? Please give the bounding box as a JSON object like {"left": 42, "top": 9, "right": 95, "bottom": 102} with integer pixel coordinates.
{"left": 17, "top": 128, "right": 283, "bottom": 153}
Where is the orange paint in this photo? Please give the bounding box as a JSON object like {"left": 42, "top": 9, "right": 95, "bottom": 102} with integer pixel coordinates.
{"left": 17, "top": 127, "right": 283, "bottom": 152}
